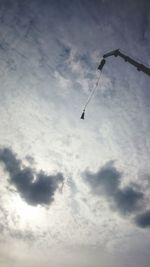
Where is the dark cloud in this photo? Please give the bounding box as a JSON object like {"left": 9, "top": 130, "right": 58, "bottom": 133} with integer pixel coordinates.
{"left": 135, "top": 211, "right": 150, "bottom": 228}
{"left": 84, "top": 162, "right": 144, "bottom": 215}
{"left": 85, "top": 162, "right": 120, "bottom": 196}
{"left": 114, "top": 187, "right": 144, "bottom": 215}
{"left": 0, "top": 147, "right": 64, "bottom": 206}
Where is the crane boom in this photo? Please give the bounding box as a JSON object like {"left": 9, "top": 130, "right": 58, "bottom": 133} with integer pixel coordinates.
{"left": 102, "top": 49, "right": 150, "bottom": 76}
{"left": 81, "top": 49, "right": 149, "bottom": 120}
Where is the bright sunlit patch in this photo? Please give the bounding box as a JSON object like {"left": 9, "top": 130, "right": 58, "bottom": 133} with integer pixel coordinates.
{"left": 10, "top": 194, "right": 47, "bottom": 229}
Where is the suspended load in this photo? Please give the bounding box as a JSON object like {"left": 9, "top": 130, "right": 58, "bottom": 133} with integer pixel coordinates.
{"left": 80, "top": 109, "right": 85, "bottom": 120}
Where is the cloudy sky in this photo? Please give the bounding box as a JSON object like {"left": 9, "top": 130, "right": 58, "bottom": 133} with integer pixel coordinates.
{"left": 0, "top": 0, "right": 150, "bottom": 266}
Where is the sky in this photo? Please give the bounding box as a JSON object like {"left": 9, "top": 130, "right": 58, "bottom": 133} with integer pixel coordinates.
{"left": 0, "top": 0, "right": 150, "bottom": 266}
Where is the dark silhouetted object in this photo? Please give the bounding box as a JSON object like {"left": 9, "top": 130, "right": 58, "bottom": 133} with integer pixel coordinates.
{"left": 80, "top": 109, "right": 85, "bottom": 120}
{"left": 80, "top": 49, "right": 149, "bottom": 121}
{"left": 98, "top": 58, "right": 106, "bottom": 71}
{"left": 103, "top": 49, "right": 150, "bottom": 76}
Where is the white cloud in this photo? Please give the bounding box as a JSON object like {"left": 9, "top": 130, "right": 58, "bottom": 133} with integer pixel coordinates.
{"left": 0, "top": 0, "right": 150, "bottom": 266}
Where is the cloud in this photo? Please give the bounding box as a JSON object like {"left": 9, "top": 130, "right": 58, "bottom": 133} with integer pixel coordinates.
{"left": 135, "top": 211, "right": 150, "bottom": 228}
{"left": 114, "top": 187, "right": 144, "bottom": 215}
{"left": 85, "top": 161, "right": 121, "bottom": 196}
{"left": 84, "top": 161, "right": 144, "bottom": 215}
{"left": 0, "top": 147, "right": 64, "bottom": 206}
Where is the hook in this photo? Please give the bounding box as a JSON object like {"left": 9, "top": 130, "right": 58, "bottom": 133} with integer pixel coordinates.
{"left": 80, "top": 109, "right": 85, "bottom": 120}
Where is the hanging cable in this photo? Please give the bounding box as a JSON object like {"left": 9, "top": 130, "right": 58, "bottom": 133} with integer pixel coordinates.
{"left": 80, "top": 58, "right": 106, "bottom": 120}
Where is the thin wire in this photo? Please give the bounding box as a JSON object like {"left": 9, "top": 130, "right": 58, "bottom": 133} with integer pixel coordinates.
{"left": 83, "top": 71, "right": 102, "bottom": 110}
